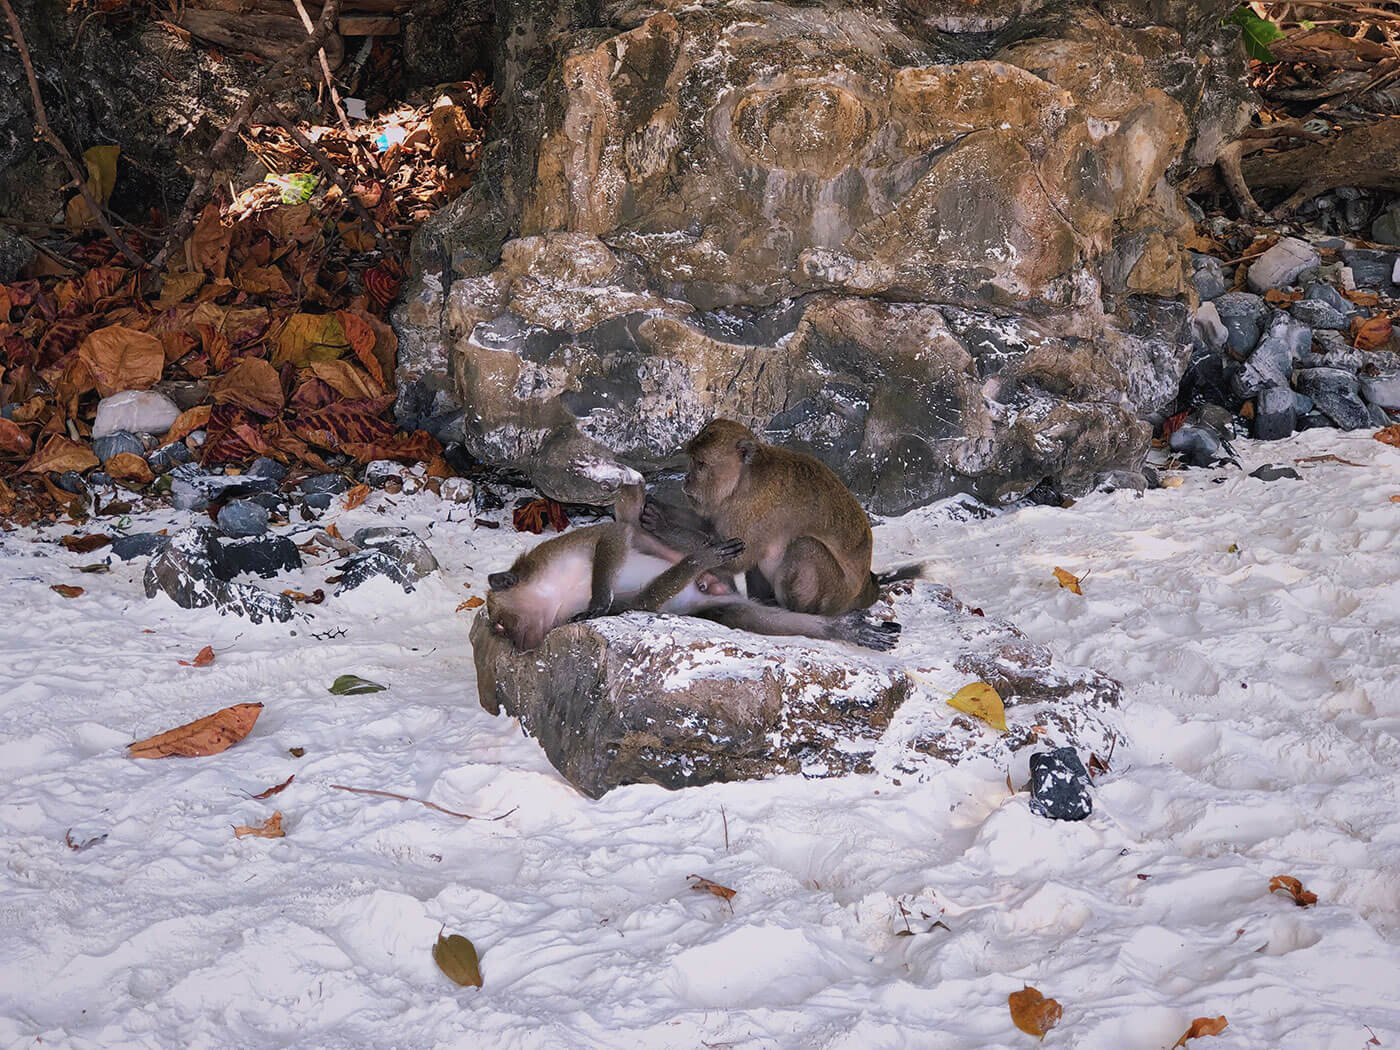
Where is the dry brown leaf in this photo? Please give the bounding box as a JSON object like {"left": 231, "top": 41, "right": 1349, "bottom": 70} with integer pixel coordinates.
{"left": 342, "top": 483, "right": 370, "bottom": 510}
{"left": 282, "top": 588, "right": 326, "bottom": 604}
{"left": 274, "top": 312, "right": 349, "bottom": 367}
{"left": 1269, "top": 874, "right": 1318, "bottom": 907}
{"left": 456, "top": 596, "right": 485, "bottom": 612}
{"left": 513, "top": 498, "right": 570, "bottom": 534}
{"left": 51, "top": 584, "right": 84, "bottom": 598}
{"left": 188, "top": 202, "right": 232, "bottom": 278}
{"left": 1173, "top": 1016, "right": 1228, "bottom": 1048}
{"left": 156, "top": 271, "right": 207, "bottom": 307}
{"left": 1008, "top": 986, "right": 1062, "bottom": 1040}
{"left": 128, "top": 702, "right": 263, "bottom": 758}
{"left": 77, "top": 325, "right": 165, "bottom": 398}
{"left": 1390, "top": 494, "right": 1400, "bottom": 503}
{"left": 1344, "top": 288, "right": 1380, "bottom": 307}
{"left": 234, "top": 265, "right": 292, "bottom": 296}
{"left": 1352, "top": 314, "right": 1395, "bottom": 351}
{"left": 687, "top": 874, "right": 737, "bottom": 901}
{"left": 1376, "top": 425, "right": 1400, "bottom": 448}
{"left": 0, "top": 418, "right": 33, "bottom": 457}
{"left": 178, "top": 645, "right": 216, "bottom": 668}
{"left": 211, "top": 357, "right": 285, "bottom": 417}
{"left": 248, "top": 774, "right": 294, "bottom": 799}
{"left": 60, "top": 533, "right": 111, "bottom": 553}
{"left": 308, "top": 358, "right": 383, "bottom": 399}
{"left": 1264, "top": 288, "right": 1301, "bottom": 305}
{"left": 20, "top": 434, "right": 100, "bottom": 475}
{"left": 233, "top": 811, "right": 285, "bottom": 839}
{"left": 1053, "top": 566, "right": 1083, "bottom": 594}
{"left": 105, "top": 451, "right": 154, "bottom": 484}
{"left": 163, "top": 404, "right": 212, "bottom": 445}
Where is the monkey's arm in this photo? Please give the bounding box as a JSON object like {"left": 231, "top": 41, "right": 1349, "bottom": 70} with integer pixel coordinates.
{"left": 619, "top": 538, "right": 745, "bottom": 613}
{"left": 640, "top": 496, "right": 714, "bottom": 554}
{"left": 574, "top": 530, "right": 626, "bottom": 621}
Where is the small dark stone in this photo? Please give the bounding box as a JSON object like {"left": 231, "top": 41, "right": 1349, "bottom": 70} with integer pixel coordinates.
{"left": 1095, "top": 470, "right": 1146, "bottom": 494}
{"left": 170, "top": 463, "right": 279, "bottom": 511}
{"left": 303, "top": 492, "right": 333, "bottom": 511}
{"left": 111, "top": 533, "right": 170, "bottom": 560}
{"left": 1028, "top": 747, "right": 1093, "bottom": 821}
{"left": 426, "top": 407, "right": 468, "bottom": 445}
{"left": 1250, "top": 464, "right": 1302, "bottom": 482}
{"left": 1289, "top": 299, "right": 1347, "bottom": 331}
{"left": 1253, "top": 385, "right": 1295, "bottom": 441}
{"left": 55, "top": 471, "right": 87, "bottom": 495}
{"left": 145, "top": 442, "right": 195, "bottom": 474}
{"left": 248, "top": 457, "right": 289, "bottom": 481}
{"left": 216, "top": 499, "right": 271, "bottom": 537}
{"left": 0, "top": 228, "right": 36, "bottom": 283}
{"left": 209, "top": 533, "right": 301, "bottom": 580}
{"left": 336, "top": 527, "right": 439, "bottom": 593}
{"left": 92, "top": 430, "right": 145, "bottom": 463}
{"left": 1188, "top": 253, "right": 1228, "bottom": 301}
{"left": 1340, "top": 248, "right": 1398, "bottom": 291}
{"left": 297, "top": 473, "right": 351, "bottom": 495}
{"left": 1169, "top": 424, "right": 1222, "bottom": 467}
{"left": 1302, "top": 283, "right": 1353, "bottom": 315}
{"left": 1213, "top": 292, "right": 1268, "bottom": 355}
{"left": 1295, "top": 367, "right": 1372, "bottom": 430}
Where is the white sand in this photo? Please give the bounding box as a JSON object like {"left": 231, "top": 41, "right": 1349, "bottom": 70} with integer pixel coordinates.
{"left": 1, "top": 425, "right": 1397, "bottom": 1049}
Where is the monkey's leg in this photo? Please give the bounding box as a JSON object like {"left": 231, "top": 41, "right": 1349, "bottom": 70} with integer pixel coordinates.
{"left": 640, "top": 496, "right": 712, "bottom": 554}
{"left": 745, "top": 568, "right": 777, "bottom": 605}
{"left": 621, "top": 538, "right": 745, "bottom": 613}
{"left": 572, "top": 531, "right": 626, "bottom": 621}
{"left": 773, "top": 536, "right": 855, "bottom": 615}
{"left": 698, "top": 601, "right": 902, "bottom": 651}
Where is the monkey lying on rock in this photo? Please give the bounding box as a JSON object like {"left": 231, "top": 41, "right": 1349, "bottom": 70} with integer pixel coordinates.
{"left": 484, "top": 458, "right": 901, "bottom": 652}
{"left": 642, "top": 419, "right": 924, "bottom": 614}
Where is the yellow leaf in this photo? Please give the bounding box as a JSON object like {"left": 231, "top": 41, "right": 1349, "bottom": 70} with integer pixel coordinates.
{"left": 273, "top": 312, "right": 349, "bottom": 367}
{"left": 432, "top": 932, "right": 483, "bottom": 988}
{"left": 1161, "top": 475, "right": 1184, "bottom": 488}
{"left": 83, "top": 145, "right": 120, "bottom": 203}
{"left": 947, "top": 681, "right": 1007, "bottom": 732}
{"left": 1008, "top": 986, "right": 1062, "bottom": 1040}
{"left": 1052, "top": 567, "right": 1082, "bottom": 595}
{"left": 233, "top": 812, "right": 285, "bottom": 839}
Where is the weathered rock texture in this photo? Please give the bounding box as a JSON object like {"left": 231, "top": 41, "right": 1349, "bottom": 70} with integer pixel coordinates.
{"left": 471, "top": 582, "right": 1121, "bottom": 797}
{"left": 397, "top": 0, "right": 1251, "bottom": 512}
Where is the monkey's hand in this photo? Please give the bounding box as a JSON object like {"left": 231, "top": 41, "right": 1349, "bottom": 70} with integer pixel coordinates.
{"left": 690, "top": 537, "right": 745, "bottom": 572}
{"left": 834, "top": 611, "right": 902, "bottom": 651}
{"left": 569, "top": 591, "right": 615, "bottom": 622}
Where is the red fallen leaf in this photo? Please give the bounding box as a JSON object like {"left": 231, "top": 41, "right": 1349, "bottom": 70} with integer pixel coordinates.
{"left": 60, "top": 533, "right": 111, "bottom": 553}
{"left": 233, "top": 811, "right": 285, "bottom": 838}
{"left": 129, "top": 702, "right": 262, "bottom": 758}
{"left": 0, "top": 418, "right": 33, "bottom": 457}
{"left": 51, "top": 584, "right": 84, "bottom": 598}
{"left": 1008, "top": 986, "right": 1062, "bottom": 1040}
{"left": 687, "top": 874, "right": 736, "bottom": 902}
{"left": 281, "top": 588, "right": 326, "bottom": 604}
{"left": 340, "top": 429, "right": 442, "bottom": 465}
{"left": 291, "top": 396, "right": 397, "bottom": 450}
{"left": 456, "top": 596, "right": 485, "bottom": 612}
{"left": 1352, "top": 314, "right": 1395, "bottom": 351}
{"left": 1269, "top": 874, "right": 1318, "bottom": 907}
{"left": 211, "top": 357, "right": 285, "bottom": 417}
{"left": 1173, "top": 1016, "right": 1228, "bottom": 1047}
{"left": 362, "top": 262, "right": 402, "bottom": 311}
{"left": 513, "top": 498, "right": 570, "bottom": 534}
{"left": 1159, "top": 410, "right": 1189, "bottom": 440}
{"left": 20, "top": 434, "right": 99, "bottom": 475}
{"left": 178, "top": 645, "right": 216, "bottom": 668}
{"left": 248, "top": 774, "right": 294, "bottom": 799}
{"left": 1376, "top": 425, "right": 1400, "bottom": 448}
{"left": 290, "top": 377, "right": 338, "bottom": 412}
{"left": 1263, "top": 288, "right": 1302, "bottom": 305}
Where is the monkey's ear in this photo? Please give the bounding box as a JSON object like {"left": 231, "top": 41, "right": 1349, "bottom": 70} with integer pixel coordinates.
{"left": 488, "top": 571, "right": 518, "bottom": 591}
{"left": 736, "top": 437, "right": 758, "bottom": 463}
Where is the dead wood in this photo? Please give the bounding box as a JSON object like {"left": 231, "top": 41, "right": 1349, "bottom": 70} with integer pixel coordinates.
{"left": 1239, "top": 117, "right": 1400, "bottom": 214}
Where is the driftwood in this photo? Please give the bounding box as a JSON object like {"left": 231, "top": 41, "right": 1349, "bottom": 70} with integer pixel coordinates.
{"left": 1239, "top": 118, "right": 1400, "bottom": 215}
{"left": 174, "top": 10, "right": 345, "bottom": 68}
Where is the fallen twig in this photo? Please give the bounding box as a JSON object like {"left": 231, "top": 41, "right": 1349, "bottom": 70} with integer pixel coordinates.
{"left": 330, "top": 784, "right": 516, "bottom": 821}
{"left": 0, "top": 0, "right": 149, "bottom": 269}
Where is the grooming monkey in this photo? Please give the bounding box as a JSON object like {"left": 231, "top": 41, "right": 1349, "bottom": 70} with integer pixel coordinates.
{"left": 641, "top": 419, "right": 923, "bottom": 614}
{"left": 484, "top": 458, "right": 901, "bottom": 652}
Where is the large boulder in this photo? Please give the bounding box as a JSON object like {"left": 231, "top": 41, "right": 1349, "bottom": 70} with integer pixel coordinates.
{"left": 471, "top": 583, "right": 1122, "bottom": 798}
{"left": 396, "top": 0, "right": 1251, "bottom": 513}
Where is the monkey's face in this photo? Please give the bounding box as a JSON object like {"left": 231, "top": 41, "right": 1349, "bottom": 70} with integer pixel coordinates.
{"left": 683, "top": 446, "right": 743, "bottom": 512}
{"left": 485, "top": 590, "right": 546, "bottom": 651}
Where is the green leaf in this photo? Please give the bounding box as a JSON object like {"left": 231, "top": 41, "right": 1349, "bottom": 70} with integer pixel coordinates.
{"left": 263, "top": 172, "right": 319, "bottom": 204}
{"left": 432, "top": 932, "right": 483, "bottom": 988}
{"left": 328, "top": 674, "right": 386, "bottom": 695}
{"left": 1223, "top": 5, "right": 1284, "bottom": 62}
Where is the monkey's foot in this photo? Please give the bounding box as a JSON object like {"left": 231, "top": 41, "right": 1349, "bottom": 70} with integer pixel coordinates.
{"left": 836, "top": 612, "right": 902, "bottom": 651}
{"left": 640, "top": 496, "right": 710, "bottom": 552}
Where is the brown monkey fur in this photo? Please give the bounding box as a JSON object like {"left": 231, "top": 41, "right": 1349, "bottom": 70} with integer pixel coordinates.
{"left": 644, "top": 420, "right": 916, "bottom": 615}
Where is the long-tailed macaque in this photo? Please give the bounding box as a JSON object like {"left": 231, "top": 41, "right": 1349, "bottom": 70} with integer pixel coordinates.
{"left": 641, "top": 420, "right": 922, "bottom": 614}
{"left": 484, "top": 458, "right": 901, "bottom": 652}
